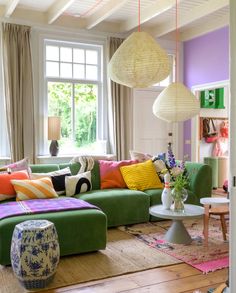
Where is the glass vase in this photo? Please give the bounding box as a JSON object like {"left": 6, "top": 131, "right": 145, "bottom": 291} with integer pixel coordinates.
{"left": 171, "top": 188, "right": 188, "bottom": 212}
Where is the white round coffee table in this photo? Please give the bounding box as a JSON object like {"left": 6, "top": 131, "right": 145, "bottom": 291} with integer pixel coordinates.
{"left": 149, "top": 204, "right": 204, "bottom": 244}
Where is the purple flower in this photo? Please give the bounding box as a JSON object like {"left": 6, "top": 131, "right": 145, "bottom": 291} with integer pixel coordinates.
{"left": 167, "top": 143, "right": 176, "bottom": 168}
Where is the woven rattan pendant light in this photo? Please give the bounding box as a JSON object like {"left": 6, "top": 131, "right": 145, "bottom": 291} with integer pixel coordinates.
{"left": 152, "top": 0, "right": 200, "bottom": 122}
{"left": 108, "top": 1, "right": 170, "bottom": 88}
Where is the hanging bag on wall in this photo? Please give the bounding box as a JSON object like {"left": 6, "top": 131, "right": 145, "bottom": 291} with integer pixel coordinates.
{"left": 203, "top": 118, "right": 218, "bottom": 143}
{"left": 220, "top": 120, "right": 229, "bottom": 138}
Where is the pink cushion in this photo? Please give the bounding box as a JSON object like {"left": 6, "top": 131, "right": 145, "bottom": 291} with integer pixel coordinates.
{"left": 99, "top": 160, "right": 137, "bottom": 189}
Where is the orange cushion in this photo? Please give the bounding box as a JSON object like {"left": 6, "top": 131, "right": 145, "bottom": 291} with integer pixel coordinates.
{"left": 0, "top": 170, "right": 29, "bottom": 201}
{"left": 99, "top": 160, "right": 137, "bottom": 189}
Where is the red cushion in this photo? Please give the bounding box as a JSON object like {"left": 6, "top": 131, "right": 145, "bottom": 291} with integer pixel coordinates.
{"left": 99, "top": 160, "right": 137, "bottom": 189}
{"left": 0, "top": 170, "right": 29, "bottom": 201}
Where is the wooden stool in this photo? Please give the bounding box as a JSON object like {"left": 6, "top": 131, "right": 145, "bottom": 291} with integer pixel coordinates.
{"left": 200, "top": 197, "right": 229, "bottom": 245}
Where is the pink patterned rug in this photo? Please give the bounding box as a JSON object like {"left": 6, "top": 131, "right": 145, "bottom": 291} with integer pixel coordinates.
{"left": 119, "top": 217, "right": 229, "bottom": 274}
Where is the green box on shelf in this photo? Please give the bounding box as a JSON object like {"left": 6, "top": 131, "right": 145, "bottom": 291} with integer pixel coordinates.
{"left": 200, "top": 87, "right": 225, "bottom": 109}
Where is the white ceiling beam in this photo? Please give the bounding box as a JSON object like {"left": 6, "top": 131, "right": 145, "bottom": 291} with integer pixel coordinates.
{"left": 47, "top": 0, "right": 76, "bottom": 24}
{"left": 180, "top": 14, "right": 229, "bottom": 41}
{"left": 120, "top": 0, "right": 177, "bottom": 32}
{"left": 4, "top": 0, "right": 20, "bottom": 17}
{"left": 85, "top": 0, "right": 128, "bottom": 30}
{"left": 150, "top": 0, "right": 229, "bottom": 37}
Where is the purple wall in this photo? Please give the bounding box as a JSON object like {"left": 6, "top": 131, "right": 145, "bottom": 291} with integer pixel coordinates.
{"left": 183, "top": 26, "right": 229, "bottom": 159}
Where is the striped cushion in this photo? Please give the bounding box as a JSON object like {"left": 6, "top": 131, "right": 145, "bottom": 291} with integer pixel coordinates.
{"left": 11, "top": 177, "right": 58, "bottom": 201}
{"left": 120, "top": 160, "right": 163, "bottom": 191}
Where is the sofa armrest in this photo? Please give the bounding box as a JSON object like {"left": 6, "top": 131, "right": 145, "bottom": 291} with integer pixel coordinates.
{"left": 185, "top": 162, "right": 212, "bottom": 201}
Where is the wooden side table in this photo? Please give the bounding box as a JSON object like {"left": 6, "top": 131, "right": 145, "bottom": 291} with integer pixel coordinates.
{"left": 200, "top": 197, "right": 229, "bottom": 245}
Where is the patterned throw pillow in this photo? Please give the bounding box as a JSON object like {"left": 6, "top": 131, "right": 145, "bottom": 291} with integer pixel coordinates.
{"left": 65, "top": 171, "right": 92, "bottom": 197}
{"left": 99, "top": 160, "right": 138, "bottom": 189}
{"left": 120, "top": 160, "right": 163, "bottom": 191}
{"left": 129, "top": 150, "right": 152, "bottom": 162}
{"left": 0, "top": 171, "right": 29, "bottom": 201}
{"left": 3, "top": 158, "right": 31, "bottom": 174}
{"left": 31, "top": 167, "right": 71, "bottom": 195}
{"left": 11, "top": 177, "right": 58, "bottom": 201}
{"left": 152, "top": 159, "right": 167, "bottom": 182}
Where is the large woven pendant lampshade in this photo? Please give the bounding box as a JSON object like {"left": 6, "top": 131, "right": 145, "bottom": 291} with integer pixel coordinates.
{"left": 152, "top": 82, "right": 200, "bottom": 122}
{"left": 108, "top": 31, "right": 170, "bottom": 88}
{"left": 152, "top": 0, "right": 200, "bottom": 123}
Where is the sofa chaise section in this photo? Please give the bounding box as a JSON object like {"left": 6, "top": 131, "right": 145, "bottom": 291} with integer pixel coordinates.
{"left": 0, "top": 208, "right": 107, "bottom": 265}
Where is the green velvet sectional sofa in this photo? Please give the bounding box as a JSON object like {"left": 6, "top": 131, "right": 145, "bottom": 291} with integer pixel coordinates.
{"left": 0, "top": 160, "right": 212, "bottom": 265}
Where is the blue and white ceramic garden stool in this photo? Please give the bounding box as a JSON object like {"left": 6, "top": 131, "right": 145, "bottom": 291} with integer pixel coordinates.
{"left": 11, "top": 219, "right": 60, "bottom": 290}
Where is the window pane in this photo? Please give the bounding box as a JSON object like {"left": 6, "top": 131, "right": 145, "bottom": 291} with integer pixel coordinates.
{"left": 86, "top": 50, "right": 98, "bottom": 65}
{"left": 46, "top": 61, "right": 59, "bottom": 77}
{"left": 60, "top": 47, "right": 72, "bottom": 62}
{"left": 86, "top": 65, "right": 98, "bottom": 80}
{"left": 74, "top": 48, "right": 84, "bottom": 63}
{"left": 74, "top": 84, "right": 97, "bottom": 148}
{"left": 48, "top": 82, "right": 72, "bottom": 143}
{"left": 46, "top": 46, "right": 59, "bottom": 61}
{"left": 73, "top": 64, "right": 85, "bottom": 79}
{"left": 60, "top": 63, "right": 72, "bottom": 78}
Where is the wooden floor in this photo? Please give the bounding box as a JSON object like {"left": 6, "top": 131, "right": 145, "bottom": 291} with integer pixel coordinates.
{"left": 42, "top": 190, "right": 228, "bottom": 293}
{"left": 42, "top": 263, "right": 228, "bottom": 293}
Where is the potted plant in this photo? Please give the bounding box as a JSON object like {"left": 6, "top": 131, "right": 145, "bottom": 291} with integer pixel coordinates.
{"left": 170, "top": 173, "right": 189, "bottom": 212}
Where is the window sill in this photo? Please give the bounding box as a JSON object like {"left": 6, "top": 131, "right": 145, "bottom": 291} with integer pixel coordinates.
{"left": 0, "top": 157, "right": 11, "bottom": 165}
{"left": 36, "top": 154, "right": 116, "bottom": 164}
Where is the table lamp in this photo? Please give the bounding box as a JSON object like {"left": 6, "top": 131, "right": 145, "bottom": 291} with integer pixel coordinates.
{"left": 48, "top": 116, "right": 61, "bottom": 156}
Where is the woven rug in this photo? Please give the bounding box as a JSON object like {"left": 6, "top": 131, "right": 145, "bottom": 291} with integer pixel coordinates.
{"left": 0, "top": 229, "right": 180, "bottom": 293}
{"left": 119, "top": 217, "right": 229, "bottom": 274}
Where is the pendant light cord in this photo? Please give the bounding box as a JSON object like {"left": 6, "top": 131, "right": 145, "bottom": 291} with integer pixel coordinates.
{"left": 175, "top": 0, "right": 179, "bottom": 83}
{"left": 138, "top": 0, "right": 141, "bottom": 32}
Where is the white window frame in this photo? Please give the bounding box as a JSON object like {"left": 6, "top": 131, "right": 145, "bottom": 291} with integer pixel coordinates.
{"left": 36, "top": 33, "right": 106, "bottom": 156}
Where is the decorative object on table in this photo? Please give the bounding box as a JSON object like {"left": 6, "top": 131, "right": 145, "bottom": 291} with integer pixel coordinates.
{"left": 171, "top": 178, "right": 188, "bottom": 212}
{"left": 161, "top": 173, "right": 172, "bottom": 210}
{"left": 108, "top": 0, "right": 170, "bottom": 88}
{"left": 48, "top": 116, "right": 61, "bottom": 156}
{"left": 166, "top": 142, "right": 189, "bottom": 212}
{"left": 11, "top": 220, "right": 60, "bottom": 290}
{"left": 152, "top": 0, "right": 200, "bottom": 122}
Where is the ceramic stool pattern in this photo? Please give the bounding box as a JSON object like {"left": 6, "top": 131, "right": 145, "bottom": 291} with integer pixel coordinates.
{"left": 11, "top": 219, "right": 60, "bottom": 289}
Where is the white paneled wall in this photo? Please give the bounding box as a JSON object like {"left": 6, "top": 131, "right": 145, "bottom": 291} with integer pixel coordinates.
{"left": 133, "top": 88, "right": 182, "bottom": 159}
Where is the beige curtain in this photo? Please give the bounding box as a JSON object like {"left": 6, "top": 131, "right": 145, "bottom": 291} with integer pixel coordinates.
{"left": 1, "top": 23, "right": 35, "bottom": 162}
{"left": 108, "top": 37, "right": 133, "bottom": 160}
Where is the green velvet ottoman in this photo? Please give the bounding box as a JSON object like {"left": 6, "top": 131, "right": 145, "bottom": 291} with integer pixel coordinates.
{"left": 0, "top": 209, "right": 107, "bottom": 265}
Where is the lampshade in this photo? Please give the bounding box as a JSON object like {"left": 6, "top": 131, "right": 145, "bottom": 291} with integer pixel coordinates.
{"left": 152, "top": 82, "right": 200, "bottom": 122}
{"left": 108, "top": 31, "right": 170, "bottom": 88}
{"left": 48, "top": 116, "right": 61, "bottom": 140}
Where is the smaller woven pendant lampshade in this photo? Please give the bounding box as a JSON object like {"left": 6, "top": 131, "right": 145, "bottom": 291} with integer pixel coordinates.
{"left": 108, "top": 31, "right": 170, "bottom": 88}
{"left": 152, "top": 82, "right": 200, "bottom": 122}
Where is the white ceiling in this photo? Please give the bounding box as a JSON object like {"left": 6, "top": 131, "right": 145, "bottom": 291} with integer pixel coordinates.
{"left": 0, "top": 0, "right": 229, "bottom": 41}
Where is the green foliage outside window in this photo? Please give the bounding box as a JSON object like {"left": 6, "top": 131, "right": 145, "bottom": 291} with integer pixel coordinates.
{"left": 48, "top": 82, "right": 97, "bottom": 149}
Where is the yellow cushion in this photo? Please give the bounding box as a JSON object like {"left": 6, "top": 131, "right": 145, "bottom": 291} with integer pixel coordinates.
{"left": 11, "top": 177, "right": 58, "bottom": 201}
{"left": 120, "top": 160, "right": 163, "bottom": 191}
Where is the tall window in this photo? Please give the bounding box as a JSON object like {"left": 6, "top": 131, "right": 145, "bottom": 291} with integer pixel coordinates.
{"left": 45, "top": 40, "right": 103, "bottom": 155}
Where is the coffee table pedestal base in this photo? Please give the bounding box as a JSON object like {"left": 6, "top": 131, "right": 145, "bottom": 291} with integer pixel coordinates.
{"left": 164, "top": 220, "right": 192, "bottom": 244}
